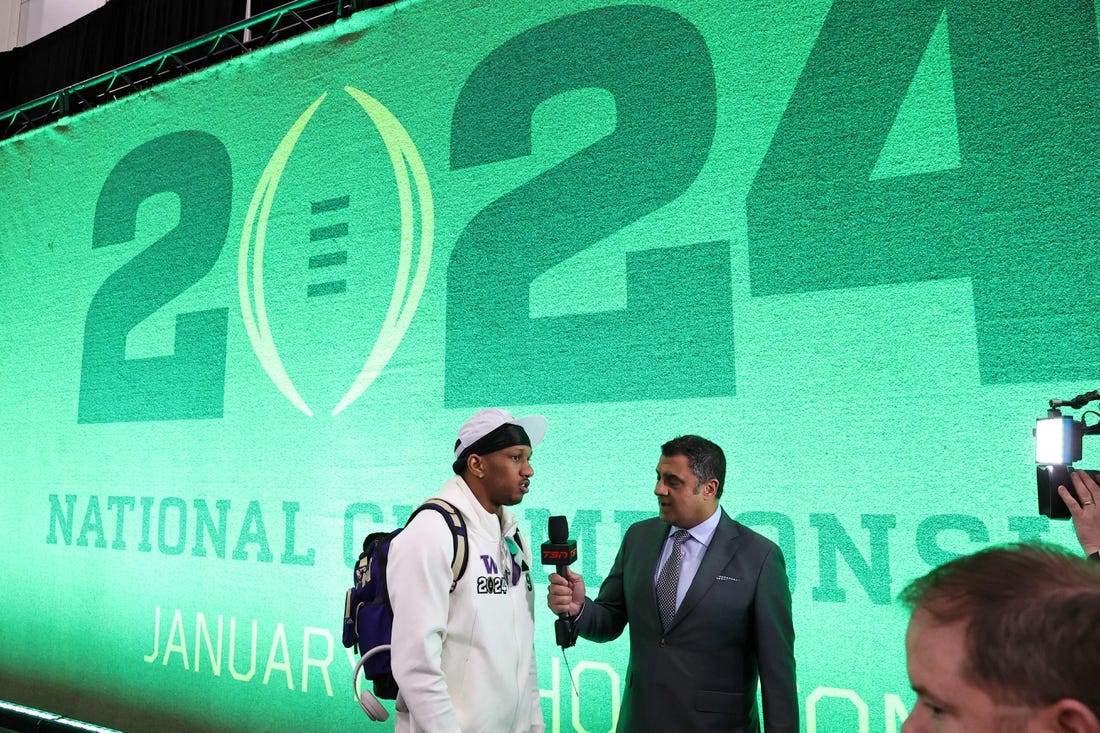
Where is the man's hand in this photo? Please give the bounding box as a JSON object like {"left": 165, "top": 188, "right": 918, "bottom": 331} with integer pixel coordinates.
{"left": 547, "top": 568, "right": 585, "bottom": 618}
{"left": 1058, "top": 470, "right": 1100, "bottom": 555}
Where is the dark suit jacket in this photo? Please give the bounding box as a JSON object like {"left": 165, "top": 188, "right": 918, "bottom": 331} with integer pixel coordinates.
{"left": 574, "top": 509, "right": 797, "bottom": 733}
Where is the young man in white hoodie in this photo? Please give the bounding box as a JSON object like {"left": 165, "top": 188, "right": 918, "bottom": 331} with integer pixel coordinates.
{"left": 388, "top": 408, "right": 547, "bottom": 733}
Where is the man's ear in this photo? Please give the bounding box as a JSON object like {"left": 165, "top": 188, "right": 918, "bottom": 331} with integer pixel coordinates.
{"left": 466, "top": 454, "right": 485, "bottom": 480}
{"left": 703, "top": 478, "right": 719, "bottom": 499}
{"left": 1041, "top": 699, "right": 1100, "bottom": 733}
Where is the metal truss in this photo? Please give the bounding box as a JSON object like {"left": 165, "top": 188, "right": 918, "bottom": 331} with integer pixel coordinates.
{"left": 0, "top": 0, "right": 377, "bottom": 140}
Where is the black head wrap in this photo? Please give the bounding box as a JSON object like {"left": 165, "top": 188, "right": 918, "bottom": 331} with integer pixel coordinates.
{"left": 452, "top": 422, "right": 531, "bottom": 475}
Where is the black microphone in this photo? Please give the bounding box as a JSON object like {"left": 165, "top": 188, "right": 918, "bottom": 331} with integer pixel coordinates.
{"left": 541, "top": 515, "right": 578, "bottom": 648}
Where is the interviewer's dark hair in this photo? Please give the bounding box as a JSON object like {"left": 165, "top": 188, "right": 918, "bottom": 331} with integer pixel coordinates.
{"left": 900, "top": 542, "right": 1100, "bottom": 715}
{"left": 661, "top": 435, "right": 725, "bottom": 499}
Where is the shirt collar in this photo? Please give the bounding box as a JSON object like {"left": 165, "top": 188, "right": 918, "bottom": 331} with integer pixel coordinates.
{"left": 668, "top": 507, "right": 721, "bottom": 548}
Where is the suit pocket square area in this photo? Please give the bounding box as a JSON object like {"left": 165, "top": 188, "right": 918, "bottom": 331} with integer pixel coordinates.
{"left": 716, "top": 575, "right": 740, "bottom": 581}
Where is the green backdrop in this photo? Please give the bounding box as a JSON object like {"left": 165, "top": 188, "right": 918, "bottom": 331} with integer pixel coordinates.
{"left": 0, "top": 0, "right": 1092, "bottom": 730}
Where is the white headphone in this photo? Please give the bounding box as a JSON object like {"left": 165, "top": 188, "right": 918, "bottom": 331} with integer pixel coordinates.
{"left": 352, "top": 645, "right": 392, "bottom": 722}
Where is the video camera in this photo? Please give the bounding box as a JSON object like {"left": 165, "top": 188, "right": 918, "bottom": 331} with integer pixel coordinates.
{"left": 1035, "top": 390, "right": 1100, "bottom": 518}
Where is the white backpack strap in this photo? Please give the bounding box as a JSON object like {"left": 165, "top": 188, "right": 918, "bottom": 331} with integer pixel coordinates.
{"left": 410, "top": 498, "right": 469, "bottom": 592}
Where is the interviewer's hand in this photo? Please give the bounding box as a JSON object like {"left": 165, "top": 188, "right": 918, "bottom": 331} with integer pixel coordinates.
{"left": 547, "top": 568, "right": 585, "bottom": 618}
{"left": 1058, "top": 470, "right": 1100, "bottom": 555}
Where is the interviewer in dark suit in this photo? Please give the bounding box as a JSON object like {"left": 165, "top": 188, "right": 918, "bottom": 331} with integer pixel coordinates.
{"left": 547, "top": 435, "right": 797, "bottom": 733}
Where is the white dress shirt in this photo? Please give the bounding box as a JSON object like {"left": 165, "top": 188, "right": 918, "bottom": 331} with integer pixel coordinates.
{"left": 653, "top": 508, "right": 721, "bottom": 612}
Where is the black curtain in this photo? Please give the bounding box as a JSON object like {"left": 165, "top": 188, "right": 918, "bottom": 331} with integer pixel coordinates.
{"left": 0, "top": 0, "right": 247, "bottom": 112}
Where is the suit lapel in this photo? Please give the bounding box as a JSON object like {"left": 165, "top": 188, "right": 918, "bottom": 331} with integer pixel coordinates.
{"left": 666, "top": 509, "right": 740, "bottom": 632}
{"left": 634, "top": 520, "right": 671, "bottom": 631}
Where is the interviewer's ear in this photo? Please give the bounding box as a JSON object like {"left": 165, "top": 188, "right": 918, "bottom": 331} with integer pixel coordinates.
{"left": 1041, "top": 698, "right": 1100, "bottom": 733}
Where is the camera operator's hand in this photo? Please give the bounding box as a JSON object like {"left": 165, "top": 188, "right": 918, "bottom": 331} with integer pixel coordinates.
{"left": 1058, "top": 470, "right": 1100, "bottom": 555}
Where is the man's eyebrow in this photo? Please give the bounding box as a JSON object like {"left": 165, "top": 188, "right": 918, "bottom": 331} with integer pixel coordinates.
{"left": 911, "top": 684, "right": 954, "bottom": 712}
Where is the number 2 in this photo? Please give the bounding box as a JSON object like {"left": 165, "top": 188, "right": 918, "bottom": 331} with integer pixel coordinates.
{"left": 78, "top": 130, "right": 231, "bottom": 423}
{"left": 447, "top": 5, "right": 735, "bottom": 405}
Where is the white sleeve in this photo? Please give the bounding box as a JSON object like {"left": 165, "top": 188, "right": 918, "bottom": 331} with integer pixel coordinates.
{"left": 527, "top": 660, "right": 544, "bottom": 732}
{"left": 388, "top": 509, "right": 462, "bottom": 732}
{"left": 523, "top": 539, "right": 546, "bottom": 733}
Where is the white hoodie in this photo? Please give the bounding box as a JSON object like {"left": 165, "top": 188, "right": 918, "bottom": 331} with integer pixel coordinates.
{"left": 388, "top": 477, "right": 544, "bottom": 733}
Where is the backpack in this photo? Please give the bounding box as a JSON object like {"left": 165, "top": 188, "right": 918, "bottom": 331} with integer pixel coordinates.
{"left": 342, "top": 498, "right": 469, "bottom": 700}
